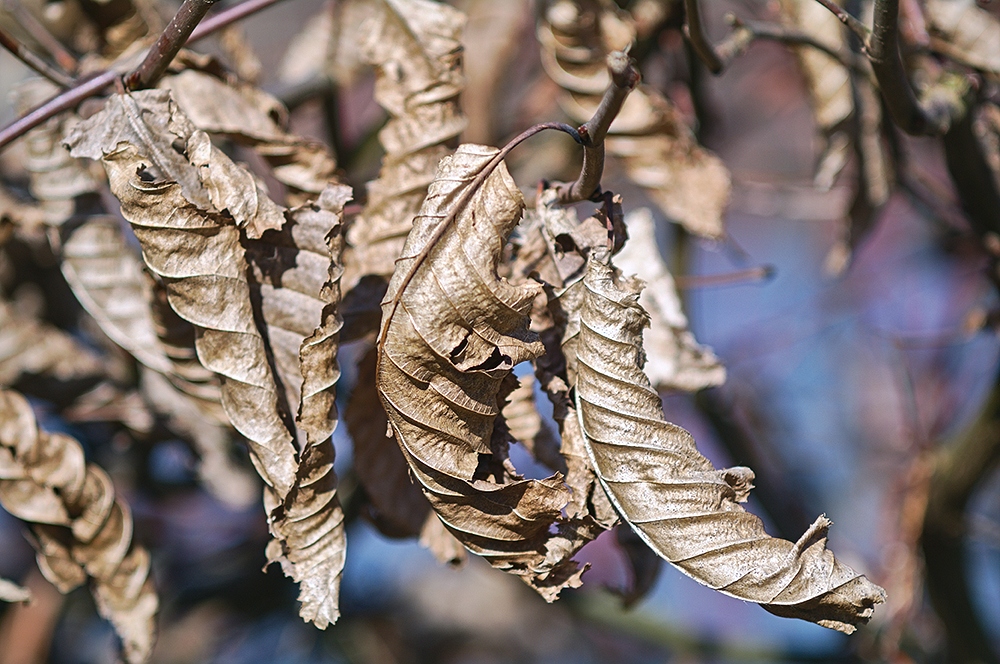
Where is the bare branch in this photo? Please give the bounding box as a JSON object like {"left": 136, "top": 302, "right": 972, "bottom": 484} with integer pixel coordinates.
{"left": 0, "top": 27, "right": 73, "bottom": 87}
{"left": 811, "top": 0, "right": 871, "bottom": 43}
{"left": 725, "top": 16, "right": 870, "bottom": 76}
{"left": 124, "top": 0, "right": 221, "bottom": 90}
{"left": 2, "top": 0, "right": 77, "bottom": 73}
{"left": 554, "top": 52, "right": 639, "bottom": 204}
{"left": 683, "top": 0, "right": 724, "bottom": 74}
{"left": 0, "top": 0, "right": 290, "bottom": 151}
{"left": 811, "top": 0, "right": 966, "bottom": 135}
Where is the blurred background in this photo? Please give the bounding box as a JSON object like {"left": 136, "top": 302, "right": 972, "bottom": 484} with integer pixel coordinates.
{"left": 1, "top": 0, "right": 998, "bottom": 662}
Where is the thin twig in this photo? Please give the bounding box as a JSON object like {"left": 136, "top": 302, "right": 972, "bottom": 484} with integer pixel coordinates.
{"left": 675, "top": 265, "right": 775, "bottom": 289}
{"left": 0, "top": 28, "right": 74, "bottom": 87}
{"left": 2, "top": 0, "right": 77, "bottom": 73}
{"left": 190, "top": 0, "right": 284, "bottom": 41}
{"left": 683, "top": 0, "right": 724, "bottom": 74}
{"left": 554, "top": 52, "right": 639, "bottom": 204}
{"left": 811, "top": 0, "right": 871, "bottom": 43}
{"left": 725, "top": 16, "right": 870, "bottom": 77}
{"left": 0, "top": 0, "right": 290, "bottom": 151}
{"left": 124, "top": 0, "right": 220, "bottom": 90}
{"left": 811, "top": 0, "right": 965, "bottom": 135}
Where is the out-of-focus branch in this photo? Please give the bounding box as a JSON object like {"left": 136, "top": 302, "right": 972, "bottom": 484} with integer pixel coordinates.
{"left": 0, "top": 27, "right": 73, "bottom": 87}
{"left": 715, "top": 16, "right": 870, "bottom": 77}
{"left": 684, "top": 9, "right": 869, "bottom": 78}
{"left": 554, "top": 52, "right": 639, "bottom": 204}
{"left": 682, "top": 0, "right": 724, "bottom": 74}
{"left": 921, "top": 372, "right": 1000, "bottom": 664}
{"left": 124, "top": 0, "right": 220, "bottom": 90}
{"left": 0, "top": 0, "right": 289, "bottom": 151}
{"left": 812, "top": 0, "right": 967, "bottom": 135}
{"left": 2, "top": 0, "right": 77, "bottom": 73}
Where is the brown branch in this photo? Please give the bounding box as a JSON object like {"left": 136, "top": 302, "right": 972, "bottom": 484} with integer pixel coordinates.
{"left": 0, "top": 0, "right": 290, "bottom": 151}
{"left": 725, "top": 17, "right": 870, "bottom": 76}
{"left": 554, "top": 52, "right": 639, "bottom": 204}
{"left": 812, "top": 0, "right": 871, "bottom": 42}
{"left": 0, "top": 27, "right": 73, "bottom": 87}
{"left": 921, "top": 371, "right": 1000, "bottom": 664}
{"left": 685, "top": 10, "right": 869, "bottom": 78}
{"left": 2, "top": 0, "right": 77, "bottom": 73}
{"left": 682, "top": 0, "right": 724, "bottom": 74}
{"left": 124, "top": 0, "right": 220, "bottom": 90}
{"left": 811, "top": 0, "right": 966, "bottom": 135}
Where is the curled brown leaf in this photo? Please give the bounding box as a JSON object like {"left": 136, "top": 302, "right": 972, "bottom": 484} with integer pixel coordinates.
{"left": 0, "top": 389, "right": 157, "bottom": 663}
{"left": 575, "top": 255, "right": 886, "bottom": 633}
{"left": 377, "top": 144, "right": 599, "bottom": 599}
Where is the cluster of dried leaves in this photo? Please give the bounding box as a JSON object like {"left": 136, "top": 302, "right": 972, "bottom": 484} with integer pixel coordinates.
{"left": 6, "top": 0, "right": 1000, "bottom": 659}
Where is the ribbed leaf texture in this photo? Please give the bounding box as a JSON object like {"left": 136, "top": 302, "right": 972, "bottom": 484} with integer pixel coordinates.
{"left": 377, "top": 144, "right": 599, "bottom": 599}
{"left": 0, "top": 389, "right": 157, "bottom": 662}
{"left": 575, "top": 255, "right": 886, "bottom": 633}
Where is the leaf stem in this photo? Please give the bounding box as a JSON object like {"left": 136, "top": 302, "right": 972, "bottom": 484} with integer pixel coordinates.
{"left": 554, "top": 51, "right": 639, "bottom": 205}
{"left": 0, "top": 0, "right": 289, "bottom": 151}
{"left": 0, "top": 27, "right": 74, "bottom": 87}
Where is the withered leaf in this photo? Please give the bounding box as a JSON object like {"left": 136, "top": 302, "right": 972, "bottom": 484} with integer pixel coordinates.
{"left": 254, "top": 184, "right": 351, "bottom": 629}
{"left": 614, "top": 208, "right": 725, "bottom": 392}
{"left": 0, "top": 299, "right": 105, "bottom": 387}
{"left": 926, "top": 0, "right": 1000, "bottom": 78}
{"left": 61, "top": 216, "right": 174, "bottom": 376}
{"left": 65, "top": 90, "right": 284, "bottom": 239}
{"left": 342, "top": 0, "right": 467, "bottom": 293}
{"left": 575, "top": 255, "right": 886, "bottom": 633}
{"left": 538, "top": 0, "right": 731, "bottom": 239}
{"left": 0, "top": 389, "right": 157, "bottom": 663}
{"left": 347, "top": 345, "right": 430, "bottom": 538}
{"left": 12, "top": 79, "right": 97, "bottom": 226}
{"left": 778, "top": 0, "right": 853, "bottom": 189}
{"left": 377, "top": 144, "right": 597, "bottom": 598}
{"left": 66, "top": 93, "right": 348, "bottom": 626}
{"left": 0, "top": 577, "right": 31, "bottom": 603}
{"left": 78, "top": 138, "right": 299, "bottom": 495}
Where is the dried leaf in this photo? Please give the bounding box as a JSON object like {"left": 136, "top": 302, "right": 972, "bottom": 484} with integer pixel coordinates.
{"left": 778, "top": 0, "right": 853, "bottom": 188}
{"left": 378, "top": 144, "right": 598, "bottom": 598}
{"left": 11, "top": 79, "right": 97, "bottom": 226}
{"left": 253, "top": 185, "right": 351, "bottom": 629}
{"left": 575, "top": 255, "right": 886, "bottom": 632}
{"left": 0, "top": 389, "right": 157, "bottom": 662}
{"left": 347, "top": 345, "right": 431, "bottom": 538}
{"left": 65, "top": 90, "right": 284, "bottom": 239}
{"left": 342, "top": 0, "right": 467, "bottom": 292}
{"left": 160, "top": 68, "right": 339, "bottom": 203}
{"left": 0, "top": 577, "right": 31, "bottom": 603}
{"left": 61, "top": 216, "right": 174, "bottom": 375}
{"left": 926, "top": 0, "right": 1000, "bottom": 77}
{"left": 538, "top": 0, "right": 731, "bottom": 239}
{"left": 0, "top": 299, "right": 105, "bottom": 387}
{"left": 614, "top": 208, "right": 725, "bottom": 391}
{"left": 66, "top": 93, "right": 348, "bottom": 626}
{"left": 278, "top": 0, "right": 371, "bottom": 88}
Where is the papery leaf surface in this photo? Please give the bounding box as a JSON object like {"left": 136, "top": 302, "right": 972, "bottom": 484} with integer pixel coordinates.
{"left": 0, "top": 390, "right": 157, "bottom": 662}
{"left": 377, "top": 144, "right": 598, "bottom": 598}
{"left": 575, "top": 256, "right": 886, "bottom": 633}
